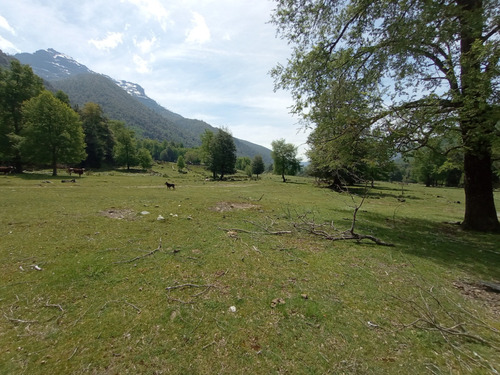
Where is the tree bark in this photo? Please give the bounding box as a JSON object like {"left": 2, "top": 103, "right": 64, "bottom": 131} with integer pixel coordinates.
{"left": 462, "top": 150, "right": 499, "bottom": 232}
{"left": 457, "top": 0, "right": 499, "bottom": 232}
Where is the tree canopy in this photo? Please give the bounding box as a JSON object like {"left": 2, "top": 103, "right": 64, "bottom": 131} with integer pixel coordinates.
{"left": 80, "top": 102, "right": 115, "bottom": 168}
{"left": 22, "top": 90, "right": 86, "bottom": 176}
{"left": 111, "top": 120, "right": 137, "bottom": 170}
{"left": 271, "top": 0, "right": 500, "bottom": 231}
{"left": 252, "top": 155, "right": 265, "bottom": 178}
{"left": 0, "top": 60, "right": 43, "bottom": 171}
{"left": 202, "top": 128, "right": 237, "bottom": 180}
{"left": 271, "top": 139, "right": 301, "bottom": 182}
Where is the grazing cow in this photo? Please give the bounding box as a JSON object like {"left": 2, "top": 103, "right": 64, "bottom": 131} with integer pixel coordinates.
{"left": 0, "top": 166, "right": 14, "bottom": 175}
{"left": 165, "top": 181, "right": 175, "bottom": 189}
{"left": 68, "top": 167, "right": 85, "bottom": 177}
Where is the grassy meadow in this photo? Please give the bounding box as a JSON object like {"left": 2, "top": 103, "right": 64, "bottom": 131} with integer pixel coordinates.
{"left": 0, "top": 164, "right": 499, "bottom": 374}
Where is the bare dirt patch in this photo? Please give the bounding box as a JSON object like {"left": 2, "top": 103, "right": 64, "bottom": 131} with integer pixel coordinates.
{"left": 99, "top": 208, "right": 136, "bottom": 220}
{"left": 453, "top": 280, "right": 500, "bottom": 317}
{"left": 210, "top": 201, "right": 261, "bottom": 212}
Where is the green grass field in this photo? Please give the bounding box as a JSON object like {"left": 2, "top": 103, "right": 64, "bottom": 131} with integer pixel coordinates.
{"left": 1, "top": 165, "right": 499, "bottom": 374}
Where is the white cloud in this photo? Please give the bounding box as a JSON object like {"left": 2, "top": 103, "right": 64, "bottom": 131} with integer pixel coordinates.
{"left": 0, "top": 15, "right": 16, "bottom": 35}
{"left": 122, "top": 0, "right": 171, "bottom": 31}
{"left": 185, "top": 12, "right": 210, "bottom": 44}
{"left": 134, "top": 36, "right": 157, "bottom": 54}
{"left": 0, "top": 35, "right": 19, "bottom": 53}
{"left": 133, "top": 54, "right": 152, "bottom": 74}
{"left": 89, "top": 32, "right": 123, "bottom": 51}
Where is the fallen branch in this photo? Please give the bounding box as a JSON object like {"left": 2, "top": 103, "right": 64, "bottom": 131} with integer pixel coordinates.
{"left": 165, "top": 283, "right": 217, "bottom": 304}
{"left": 295, "top": 218, "right": 394, "bottom": 246}
{"left": 479, "top": 281, "right": 500, "bottom": 293}
{"left": 99, "top": 300, "right": 142, "bottom": 315}
{"left": 44, "top": 303, "right": 64, "bottom": 312}
{"left": 114, "top": 238, "right": 163, "bottom": 264}
{"left": 306, "top": 226, "right": 395, "bottom": 246}
{"left": 166, "top": 297, "right": 195, "bottom": 304}
{"left": 3, "top": 314, "right": 38, "bottom": 324}
{"left": 165, "top": 283, "right": 215, "bottom": 291}
{"left": 220, "top": 217, "right": 292, "bottom": 236}
{"left": 67, "top": 347, "right": 78, "bottom": 361}
{"left": 390, "top": 283, "right": 500, "bottom": 372}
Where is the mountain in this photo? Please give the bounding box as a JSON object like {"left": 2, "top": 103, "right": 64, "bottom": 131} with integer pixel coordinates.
{"left": 14, "top": 48, "right": 93, "bottom": 79}
{"left": 0, "top": 49, "right": 15, "bottom": 68}
{"left": 13, "top": 49, "right": 272, "bottom": 163}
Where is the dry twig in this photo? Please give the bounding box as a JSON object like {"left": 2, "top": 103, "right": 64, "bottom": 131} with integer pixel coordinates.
{"left": 114, "top": 238, "right": 163, "bottom": 264}
{"left": 165, "top": 283, "right": 217, "bottom": 304}
{"left": 390, "top": 284, "right": 500, "bottom": 373}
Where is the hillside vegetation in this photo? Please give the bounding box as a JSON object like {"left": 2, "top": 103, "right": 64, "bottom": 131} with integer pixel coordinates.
{"left": 51, "top": 74, "right": 193, "bottom": 145}
{"left": 0, "top": 168, "right": 499, "bottom": 374}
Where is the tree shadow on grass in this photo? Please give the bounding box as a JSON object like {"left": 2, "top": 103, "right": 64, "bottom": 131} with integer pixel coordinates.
{"left": 14, "top": 172, "right": 81, "bottom": 181}
{"left": 363, "top": 212, "right": 500, "bottom": 281}
{"left": 327, "top": 184, "right": 423, "bottom": 200}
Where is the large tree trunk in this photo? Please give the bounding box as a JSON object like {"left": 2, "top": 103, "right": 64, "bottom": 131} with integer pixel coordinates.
{"left": 462, "top": 149, "right": 499, "bottom": 232}
{"left": 51, "top": 150, "right": 58, "bottom": 176}
{"left": 457, "top": 0, "right": 499, "bottom": 232}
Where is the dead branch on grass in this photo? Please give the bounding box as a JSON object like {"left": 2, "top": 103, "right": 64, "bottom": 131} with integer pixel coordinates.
{"left": 44, "top": 303, "right": 64, "bottom": 312}
{"left": 220, "top": 216, "right": 292, "bottom": 236}
{"left": 3, "top": 314, "right": 38, "bottom": 324}
{"left": 391, "top": 284, "right": 500, "bottom": 373}
{"left": 165, "top": 283, "right": 216, "bottom": 291}
{"left": 114, "top": 238, "right": 163, "bottom": 264}
{"left": 98, "top": 300, "right": 141, "bottom": 315}
{"left": 224, "top": 183, "right": 394, "bottom": 246}
{"left": 292, "top": 183, "right": 395, "bottom": 246}
{"left": 239, "top": 194, "right": 264, "bottom": 202}
{"left": 165, "top": 283, "right": 217, "bottom": 304}
{"left": 293, "top": 213, "right": 394, "bottom": 246}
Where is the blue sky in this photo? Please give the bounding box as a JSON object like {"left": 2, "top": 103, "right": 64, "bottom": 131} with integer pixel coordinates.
{"left": 0, "top": 0, "right": 310, "bottom": 157}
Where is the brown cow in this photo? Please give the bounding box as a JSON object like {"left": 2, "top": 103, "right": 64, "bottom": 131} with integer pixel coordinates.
{"left": 0, "top": 166, "right": 14, "bottom": 175}
{"left": 68, "top": 167, "right": 85, "bottom": 177}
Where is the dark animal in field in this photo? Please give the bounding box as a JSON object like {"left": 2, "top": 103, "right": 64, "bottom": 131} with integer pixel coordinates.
{"left": 68, "top": 168, "right": 85, "bottom": 177}
{"left": 0, "top": 166, "right": 14, "bottom": 175}
{"left": 165, "top": 181, "right": 175, "bottom": 189}
{"left": 61, "top": 179, "right": 76, "bottom": 183}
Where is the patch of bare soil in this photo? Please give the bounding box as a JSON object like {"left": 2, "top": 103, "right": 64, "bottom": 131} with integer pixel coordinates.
{"left": 99, "top": 208, "right": 136, "bottom": 220}
{"left": 210, "top": 201, "right": 261, "bottom": 212}
{"left": 453, "top": 280, "right": 500, "bottom": 317}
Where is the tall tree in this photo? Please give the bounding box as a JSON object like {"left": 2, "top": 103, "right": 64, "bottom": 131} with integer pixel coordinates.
{"left": 307, "top": 125, "right": 394, "bottom": 188}
{"left": 0, "top": 60, "right": 43, "bottom": 171}
{"left": 177, "top": 155, "right": 186, "bottom": 171}
{"left": 79, "top": 102, "right": 114, "bottom": 168}
{"left": 21, "top": 90, "right": 86, "bottom": 176}
{"left": 271, "top": 139, "right": 301, "bottom": 182}
{"left": 212, "top": 128, "right": 237, "bottom": 180}
{"left": 202, "top": 128, "right": 237, "bottom": 180}
{"left": 137, "top": 148, "right": 153, "bottom": 169}
{"left": 271, "top": 0, "right": 500, "bottom": 232}
{"left": 252, "top": 155, "right": 265, "bottom": 179}
{"left": 200, "top": 129, "right": 215, "bottom": 166}
{"left": 235, "top": 156, "right": 252, "bottom": 171}
{"left": 110, "top": 120, "right": 137, "bottom": 170}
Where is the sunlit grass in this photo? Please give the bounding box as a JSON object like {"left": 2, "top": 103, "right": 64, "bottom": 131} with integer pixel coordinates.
{"left": 0, "top": 165, "right": 499, "bottom": 374}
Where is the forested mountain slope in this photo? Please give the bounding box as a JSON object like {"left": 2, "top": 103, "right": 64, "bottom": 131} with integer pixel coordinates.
{"left": 12, "top": 49, "right": 272, "bottom": 163}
